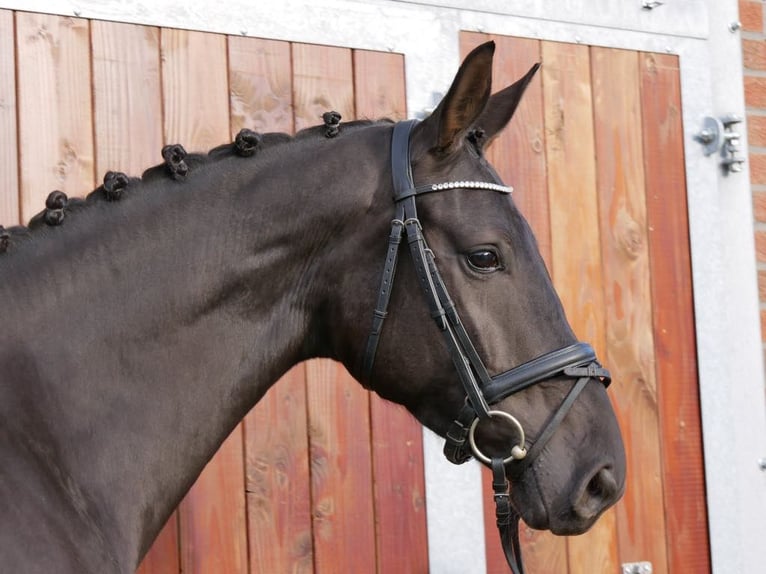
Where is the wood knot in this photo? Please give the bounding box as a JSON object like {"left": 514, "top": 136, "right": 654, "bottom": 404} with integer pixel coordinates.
{"left": 615, "top": 212, "right": 644, "bottom": 260}
{"left": 234, "top": 128, "right": 262, "bottom": 157}
{"left": 322, "top": 111, "right": 342, "bottom": 138}
{"left": 162, "top": 144, "right": 189, "bottom": 181}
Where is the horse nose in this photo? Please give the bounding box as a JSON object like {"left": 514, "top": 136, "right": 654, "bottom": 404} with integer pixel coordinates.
{"left": 572, "top": 465, "right": 622, "bottom": 522}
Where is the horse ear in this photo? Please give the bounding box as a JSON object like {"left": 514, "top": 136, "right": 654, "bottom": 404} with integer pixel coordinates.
{"left": 413, "top": 41, "right": 496, "bottom": 153}
{"left": 472, "top": 63, "right": 540, "bottom": 149}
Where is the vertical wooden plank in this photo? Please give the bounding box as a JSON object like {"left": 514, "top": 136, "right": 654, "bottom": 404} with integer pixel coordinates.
{"left": 228, "top": 36, "right": 294, "bottom": 135}
{"left": 353, "top": 49, "right": 407, "bottom": 122}
{"left": 354, "top": 48, "right": 429, "bottom": 574}
{"left": 541, "top": 40, "right": 619, "bottom": 574}
{"left": 15, "top": 12, "right": 94, "bottom": 222}
{"left": 0, "top": 10, "right": 19, "bottom": 226}
{"left": 228, "top": 36, "right": 313, "bottom": 574}
{"left": 136, "top": 514, "right": 180, "bottom": 574}
{"left": 91, "top": 20, "right": 177, "bottom": 573}
{"left": 641, "top": 52, "right": 711, "bottom": 574}
{"left": 161, "top": 28, "right": 249, "bottom": 574}
{"left": 304, "top": 361, "right": 376, "bottom": 574}
{"left": 91, "top": 21, "right": 163, "bottom": 177}
{"left": 292, "top": 43, "right": 355, "bottom": 132}
{"left": 243, "top": 365, "right": 313, "bottom": 574}
{"left": 293, "top": 43, "right": 376, "bottom": 574}
{"left": 460, "top": 31, "right": 567, "bottom": 574}
{"left": 592, "top": 47, "right": 670, "bottom": 574}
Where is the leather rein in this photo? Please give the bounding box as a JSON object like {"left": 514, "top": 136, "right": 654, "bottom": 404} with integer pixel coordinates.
{"left": 362, "top": 120, "right": 611, "bottom": 574}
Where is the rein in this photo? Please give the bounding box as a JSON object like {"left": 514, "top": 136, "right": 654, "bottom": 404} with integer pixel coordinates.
{"left": 363, "top": 120, "right": 611, "bottom": 573}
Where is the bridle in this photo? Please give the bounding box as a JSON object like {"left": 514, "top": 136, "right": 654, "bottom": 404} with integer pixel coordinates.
{"left": 362, "top": 119, "right": 611, "bottom": 574}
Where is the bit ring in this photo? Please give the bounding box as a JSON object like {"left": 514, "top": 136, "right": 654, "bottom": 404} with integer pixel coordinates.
{"left": 468, "top": 410, "right": 527, "bottom": 465}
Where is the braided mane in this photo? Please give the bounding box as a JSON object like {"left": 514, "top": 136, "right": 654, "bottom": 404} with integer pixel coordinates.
{"left": 0, "top": 116, "right": 385, "bottom": 256}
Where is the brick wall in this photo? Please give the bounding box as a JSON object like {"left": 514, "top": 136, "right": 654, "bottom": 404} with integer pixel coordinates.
{"left": 741, "top": 0, "right": 766, "bottom": 351}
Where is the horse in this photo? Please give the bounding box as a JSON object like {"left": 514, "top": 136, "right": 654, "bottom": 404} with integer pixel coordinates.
{"left": 0, "top": 41, "right": 625, "bottom": 573}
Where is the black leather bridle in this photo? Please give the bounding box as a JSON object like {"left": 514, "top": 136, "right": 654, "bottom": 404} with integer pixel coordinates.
{"left": 362, "top": 120, "right": 611, "bottom": 574}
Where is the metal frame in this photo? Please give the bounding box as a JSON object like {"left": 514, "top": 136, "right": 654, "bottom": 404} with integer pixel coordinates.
{"left": 1, "top": 1, "right": 764, "bottom": 572}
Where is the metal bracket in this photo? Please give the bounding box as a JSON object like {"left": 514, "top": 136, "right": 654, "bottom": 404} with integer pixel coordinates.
{"left": 642, "top": 1, "right": 664, "bottom": 9}
{"left": 695, "top": 115, "right": 746, "bottom": 175}
{"left": 622, "top": 562, "right": 653, "bottom": 574}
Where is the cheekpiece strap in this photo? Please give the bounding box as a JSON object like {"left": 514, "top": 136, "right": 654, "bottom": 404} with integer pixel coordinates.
{"left": 491, "top": 458, "right": 525, "bottom": 574}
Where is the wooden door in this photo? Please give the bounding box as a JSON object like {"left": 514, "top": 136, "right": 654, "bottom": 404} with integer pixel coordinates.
{"left": 461, "top": 32, "right": 710, "bottom": 574}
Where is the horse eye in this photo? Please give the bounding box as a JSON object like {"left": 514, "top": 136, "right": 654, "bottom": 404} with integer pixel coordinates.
{"left": 467, "top": 249, "right": 501, "bottom": 272}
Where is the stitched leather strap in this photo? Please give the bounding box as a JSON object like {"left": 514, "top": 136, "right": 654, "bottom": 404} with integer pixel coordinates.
{"left": 492, "top": 458, "right": 524, "bottom": 574}
{"left": 362, "top": 204, "right": 406, "bottom": 381}
{"left": 482, "top": 343, "right": 608, "bottom": 404}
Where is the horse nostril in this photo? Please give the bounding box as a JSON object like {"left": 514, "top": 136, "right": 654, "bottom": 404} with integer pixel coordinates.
{"left": 574, "top": 466, "right": 620, "bottom": 521}
{"left": 587, "top": 473, "right": 605, "bottom": 499}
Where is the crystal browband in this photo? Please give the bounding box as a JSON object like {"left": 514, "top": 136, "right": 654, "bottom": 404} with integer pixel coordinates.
{"left": 395, "top": 181, "right": 513, "bottom": 200}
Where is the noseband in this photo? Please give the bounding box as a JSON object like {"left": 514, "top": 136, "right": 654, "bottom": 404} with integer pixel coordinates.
{"left": 363, "top": 120, "right": 611, "bottom": 574}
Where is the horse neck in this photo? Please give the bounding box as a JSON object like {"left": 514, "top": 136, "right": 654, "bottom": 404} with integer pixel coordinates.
{"left": 0, "top": 130, "right": 386, "bottom": 570}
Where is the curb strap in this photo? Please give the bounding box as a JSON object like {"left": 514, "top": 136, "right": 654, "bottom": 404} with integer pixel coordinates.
{"left": 492, "top": 458, "right": 524, "bottom": 574}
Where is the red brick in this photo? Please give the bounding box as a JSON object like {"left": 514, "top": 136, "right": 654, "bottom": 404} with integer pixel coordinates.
{"left": 756, "top": 229, "right": 766, "bottom": 262}
{"left": 750, "top": 153, "right": 766, "bottom": 184}
{"left": 755, "top": 191, "right": 766, "bottom": 222}
{"left": 743, "top": 39, "right": 766, "bottom": 70}
{"left": 745, "top": 76, "right": 766, "bottom": 108}
{"left": 759, "top": 270, "right": 766, "bottom": 300}
{"left": 748, "top": 115, "right": 766, "bottom": 146}
{"left": 740, "top": 0, "right": 764, "bottom": 33}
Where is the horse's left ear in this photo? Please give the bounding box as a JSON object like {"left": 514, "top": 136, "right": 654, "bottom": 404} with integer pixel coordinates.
{"left": 472, "top": 63, "right": 540, "bottom": 149}
{"left": 413, "top": 41, "right": 496, "bottom": 154}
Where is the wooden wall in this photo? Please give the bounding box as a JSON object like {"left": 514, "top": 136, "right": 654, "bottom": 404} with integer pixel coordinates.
{"left": 461, "top": 32, "right": 710, "bottom": 574}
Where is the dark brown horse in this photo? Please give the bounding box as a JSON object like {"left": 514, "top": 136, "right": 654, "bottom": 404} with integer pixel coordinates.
{"left": 0, "top": 42, "right": 625, "bottom": 573}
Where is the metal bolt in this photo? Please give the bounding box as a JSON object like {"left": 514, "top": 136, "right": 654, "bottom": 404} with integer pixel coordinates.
{"left": 697, "top": 129, "right": 716, "bottom": 145}
{"left": 759, "top": 458, "right": 766, "bottom": 471}
{"left": 642, "top": 1, "right": 664, "bottom": 9}
{"left": 729, "top": 21, "right": 742, "bottom": 33}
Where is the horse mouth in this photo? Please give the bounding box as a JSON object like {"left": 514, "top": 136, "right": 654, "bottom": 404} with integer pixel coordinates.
{"left": 510, "top": 462, "right": 625, "bottom": 535}
{"left": 510, "top": 487, "right": 597, "bottom": 536}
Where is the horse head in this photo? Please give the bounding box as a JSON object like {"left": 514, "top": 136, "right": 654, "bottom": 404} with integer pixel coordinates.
{"left": 329, "top": 41, "right": 626, "bottom": 537}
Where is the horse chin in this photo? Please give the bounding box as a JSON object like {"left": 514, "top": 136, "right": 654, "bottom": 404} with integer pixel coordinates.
{"left": 510, "top": 484, "right": 597, "bottom": 536}
{"left": 510, "top": 466, "right": 616, "bottom": 536}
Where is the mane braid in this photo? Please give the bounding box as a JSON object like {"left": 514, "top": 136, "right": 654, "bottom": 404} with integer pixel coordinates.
{"left": 0, "top": 118, "right": 393, "bottom": 254}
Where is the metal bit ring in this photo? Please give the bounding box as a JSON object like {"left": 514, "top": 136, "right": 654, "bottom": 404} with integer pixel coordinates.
{"left": 468, "top": 410, "right": 527, "bottom": 465}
